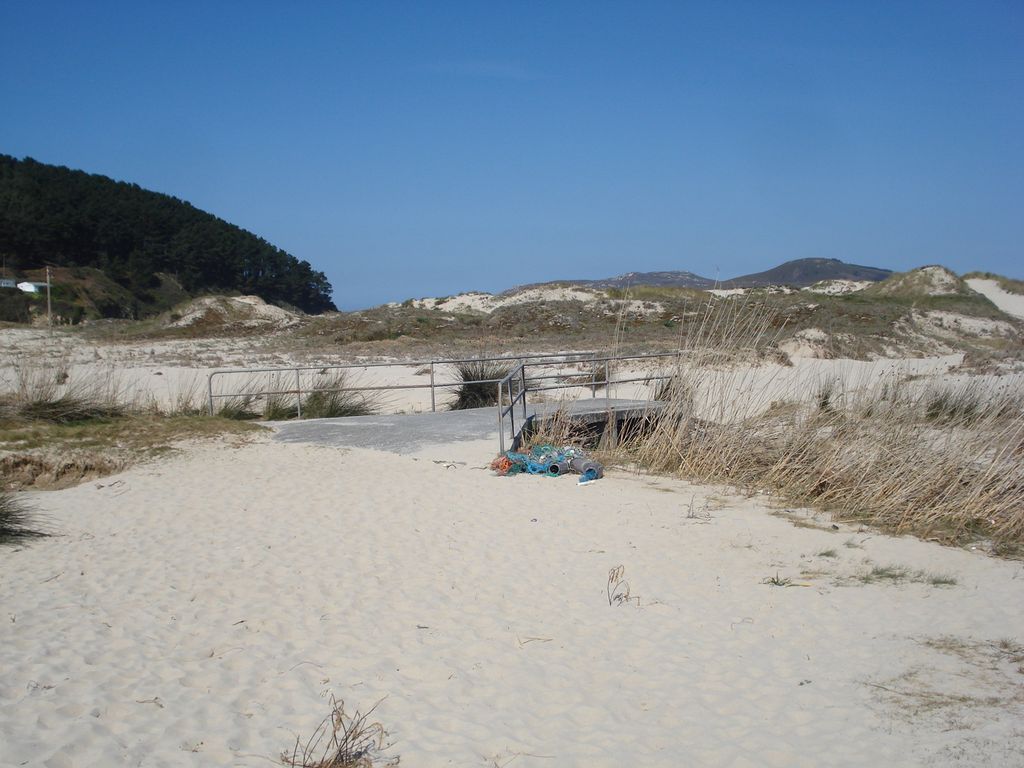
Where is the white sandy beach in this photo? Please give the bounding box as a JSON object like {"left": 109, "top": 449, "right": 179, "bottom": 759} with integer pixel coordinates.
{"left": 2, "top": 322, "right": 1024, "bottom": 766}
{"left": 3, "top": 2, "right": 1023, "bottom": 763}
{"left": 3, "top": 428, "right": 1024, "bottom": 767}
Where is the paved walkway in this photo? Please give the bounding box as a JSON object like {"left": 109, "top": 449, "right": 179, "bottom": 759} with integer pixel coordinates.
{"left": 271, "top": 398, "right": 662, "bottom": 454}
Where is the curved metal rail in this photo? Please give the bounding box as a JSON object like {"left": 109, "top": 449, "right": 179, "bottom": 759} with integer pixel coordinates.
{"left": 496, "top": 351, "right": 682, "bottom": 452}
{"left": 207, "top": 350, "right": 683, "bottom": 452}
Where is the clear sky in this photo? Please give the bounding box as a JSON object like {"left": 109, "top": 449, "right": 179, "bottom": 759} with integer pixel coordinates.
{"left": 1, "top": 1, "right": 1021, "bottom": 309}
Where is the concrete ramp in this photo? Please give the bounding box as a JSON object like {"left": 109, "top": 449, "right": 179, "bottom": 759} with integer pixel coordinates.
{"left": 270, "top": 398, "right": 663, "bottom": 455}
{"left": 271, "top": 407, "right": 500, "bottom": 454}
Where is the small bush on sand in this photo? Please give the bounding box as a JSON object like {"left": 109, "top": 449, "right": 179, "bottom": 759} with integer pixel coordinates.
{"left": 15, "top": 393, "right": 124, "bottom": 423}
{"left": 283, "top": 696, "right": 396, "bottom": 768}
{"left": 448, "top": 359, "right": 513, "bottom": 410}
{"left": 262, "top": 373, "right": 300, "bottom": 420}
{"left": 924, "top": 382, "right": 985, "bottom": 425}
{"left": 0, "top": 364, "right": 124, "bottom": 424}
{"left": 921, "top": 380, "right": 1018, "bottom": 426}
{"left": 263, "top": 395, "right": 299, "bottom": 420}
{"left": 0, "top": 491, "right": 47, "bottom": 543}
{"left": 217, "top": 394, "right": 261, "bottom": 420}
{"left": 215, "top": 371, "right": 380, "bottom": 420}
{"left": 562, "top": 360, "right": 610, "bottom": 390}
{"left": 301, "top": 372, "right": 381, "bottom": 418}
{"left": 166, "top": 375, "right": 206, "bottom": 416}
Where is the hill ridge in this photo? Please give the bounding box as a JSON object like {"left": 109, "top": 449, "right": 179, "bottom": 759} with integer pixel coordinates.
{"left": 512, "top": 257, "right": 892, "bottom": 293}
{"left": 0, "top": 154, "right": 335, "bottom": 318}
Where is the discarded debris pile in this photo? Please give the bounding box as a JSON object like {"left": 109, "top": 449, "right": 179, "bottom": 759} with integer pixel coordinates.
{"left": 490, "top": 444, "right": 604, "bottom": 483}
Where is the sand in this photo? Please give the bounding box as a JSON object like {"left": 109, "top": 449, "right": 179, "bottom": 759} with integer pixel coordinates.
{"left": 3, "top": 430, "right": 1024, "bottom": 767}
{"left": 3, "top": 324, "right": 1024, "bottom": 766}
{"left": 398, "top": 287, "right": 665, "bottom": 318}
{"left": 967, "top": 278, "right": 1024, "bottom": 320}
{"left": 803, "top": 280, "right": 872, "bottom": 295}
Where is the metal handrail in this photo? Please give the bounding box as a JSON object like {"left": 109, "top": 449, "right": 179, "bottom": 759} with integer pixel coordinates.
{"left": 206, "top": 351, "right": 601, "bottom": 416}
{"left": 206, "top": 350, "right": 685, "bottom": 451}
{"left": 495, "top": 351, "right": 684, "bottom": 452}
{"left": 496, "top": 364, "right": 530, "bottom": 453}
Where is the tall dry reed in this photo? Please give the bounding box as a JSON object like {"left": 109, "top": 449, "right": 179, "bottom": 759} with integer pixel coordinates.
{"left": 0, "top": 362, "right": 126, "bottom": 423}
{"left": 603, "top": 298, "right": 1024, "bottom": 547}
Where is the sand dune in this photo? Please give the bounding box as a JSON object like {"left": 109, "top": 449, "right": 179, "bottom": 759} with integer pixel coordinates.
{"left": 967, "top": 278, "right": 1024, "bottom": 320}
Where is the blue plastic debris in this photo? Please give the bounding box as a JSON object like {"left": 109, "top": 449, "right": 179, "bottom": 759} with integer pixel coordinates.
{"left": 490, "top": 444, "right": 604, "bottom": 482}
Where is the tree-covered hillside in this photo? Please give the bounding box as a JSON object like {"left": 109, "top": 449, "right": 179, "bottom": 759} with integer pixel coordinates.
{"left": 0, "top": 155, "right": 335, "bottom": 315}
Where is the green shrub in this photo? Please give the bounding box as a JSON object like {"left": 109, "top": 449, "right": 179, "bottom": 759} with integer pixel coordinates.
{"left": 0, "top": 288, "right": 33, "bottom": 323}
{"left": 448, "top": 360, "right": 513, "bottom": 410}
{"left": 301, "top": 373, "right": 380, "bottom": 418}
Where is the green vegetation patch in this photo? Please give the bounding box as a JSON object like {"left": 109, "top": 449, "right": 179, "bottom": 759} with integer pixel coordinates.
{"left": 0, "top": 414, "right": 262, "bottom": 490}
{"left": 854, "top": 564, "right": 958, "bottom": 587}
{"left": 0, "top": 154, "right": 335, "bottom": 318}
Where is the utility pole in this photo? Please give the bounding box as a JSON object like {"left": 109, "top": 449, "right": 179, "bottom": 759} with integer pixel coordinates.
{"left": 46, "top": 266, "right": 52, "bottom": 328}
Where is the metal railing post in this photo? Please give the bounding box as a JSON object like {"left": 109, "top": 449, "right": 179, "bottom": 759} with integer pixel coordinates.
{"left": 429, "top": 362, "right": 436, "bottom": 412}
{"left": 207, "top": 373, "right": 215, "bottom": 416}
{"left": 604, "top": 360, "right": 610, "bottom": 398}
{"left": 498, "top": 378, "right": 506, "bottom": 453}
{"left": 520, "top": 364, "right": 527, "bottom": 420}
{"left": 294, "top": 368, "right": 303, "bottom": 419}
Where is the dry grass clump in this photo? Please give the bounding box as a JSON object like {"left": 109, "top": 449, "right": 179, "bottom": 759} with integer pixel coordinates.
{"left": 216, "top": 394, "right": 262, "bottom": 420}
{"left": 0, "top": 362, "right": 260, "bottom": 490}
{"left": 0, "top": 414, "right": 260, "bottom": 490}
{"left": 0, "top": 452, "right": 127, "bottom": 491}
{"left": 302, "top": 372, "right": 382, "bottom": 419}
{"left": 632, "top": 372, "right": 1024, "bottom": 546}
{"left": 921, "top": 379, "right": 1020, "bottom": 426}
{"left": 855, "top": 564, "right": 958, "bottom": 586}
{"left": 561, "top": 359, "right": 610, "bottom": 390}
{"left": 283, "top": 696, "right": 396, "bottom": 768}
{"left": 448, "top": 359, "right": 513, "bottom": 410}
{"left": 165, "top": 374, "right": 206, "bottom": 416}
{"left": 0, "top": 363, "right": 125, "bottom": 424}
{"left": 0, "top": 491, "right": 48, "bottom": 543}
{"left": 0, "top": 363, "right": 261, "bottom": 489}
{"left": 214, "top": 371, "right": 381, "bottom": 420}
{"left": 589, "top": 299, "right": 1024, "bottom": 548}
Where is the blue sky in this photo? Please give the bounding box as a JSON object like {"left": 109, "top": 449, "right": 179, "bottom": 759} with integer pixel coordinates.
{"left": 1, "top": 1, "right": 1021, "bottom": 309}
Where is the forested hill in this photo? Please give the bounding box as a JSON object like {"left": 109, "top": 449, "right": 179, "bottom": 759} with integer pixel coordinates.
{"left": 0, "top": 155, "right": 335, "bottom": 315}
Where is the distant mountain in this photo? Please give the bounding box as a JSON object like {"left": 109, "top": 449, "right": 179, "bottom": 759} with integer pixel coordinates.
{"left": 724, "top": 258, "right": 892, "bottom": 288}
{"left": 511, "top": 258, "right": 891, "bottom": 293}
{"left": 516, "top": 272, "right": 716, "bottom": 292}
{"left": 0, "top": 154, "right": 335, "bottom": 318}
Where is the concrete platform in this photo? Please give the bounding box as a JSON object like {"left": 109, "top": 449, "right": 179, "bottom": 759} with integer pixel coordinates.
{"left": 270, "top": 398, "right": 664, "bottom": 455}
